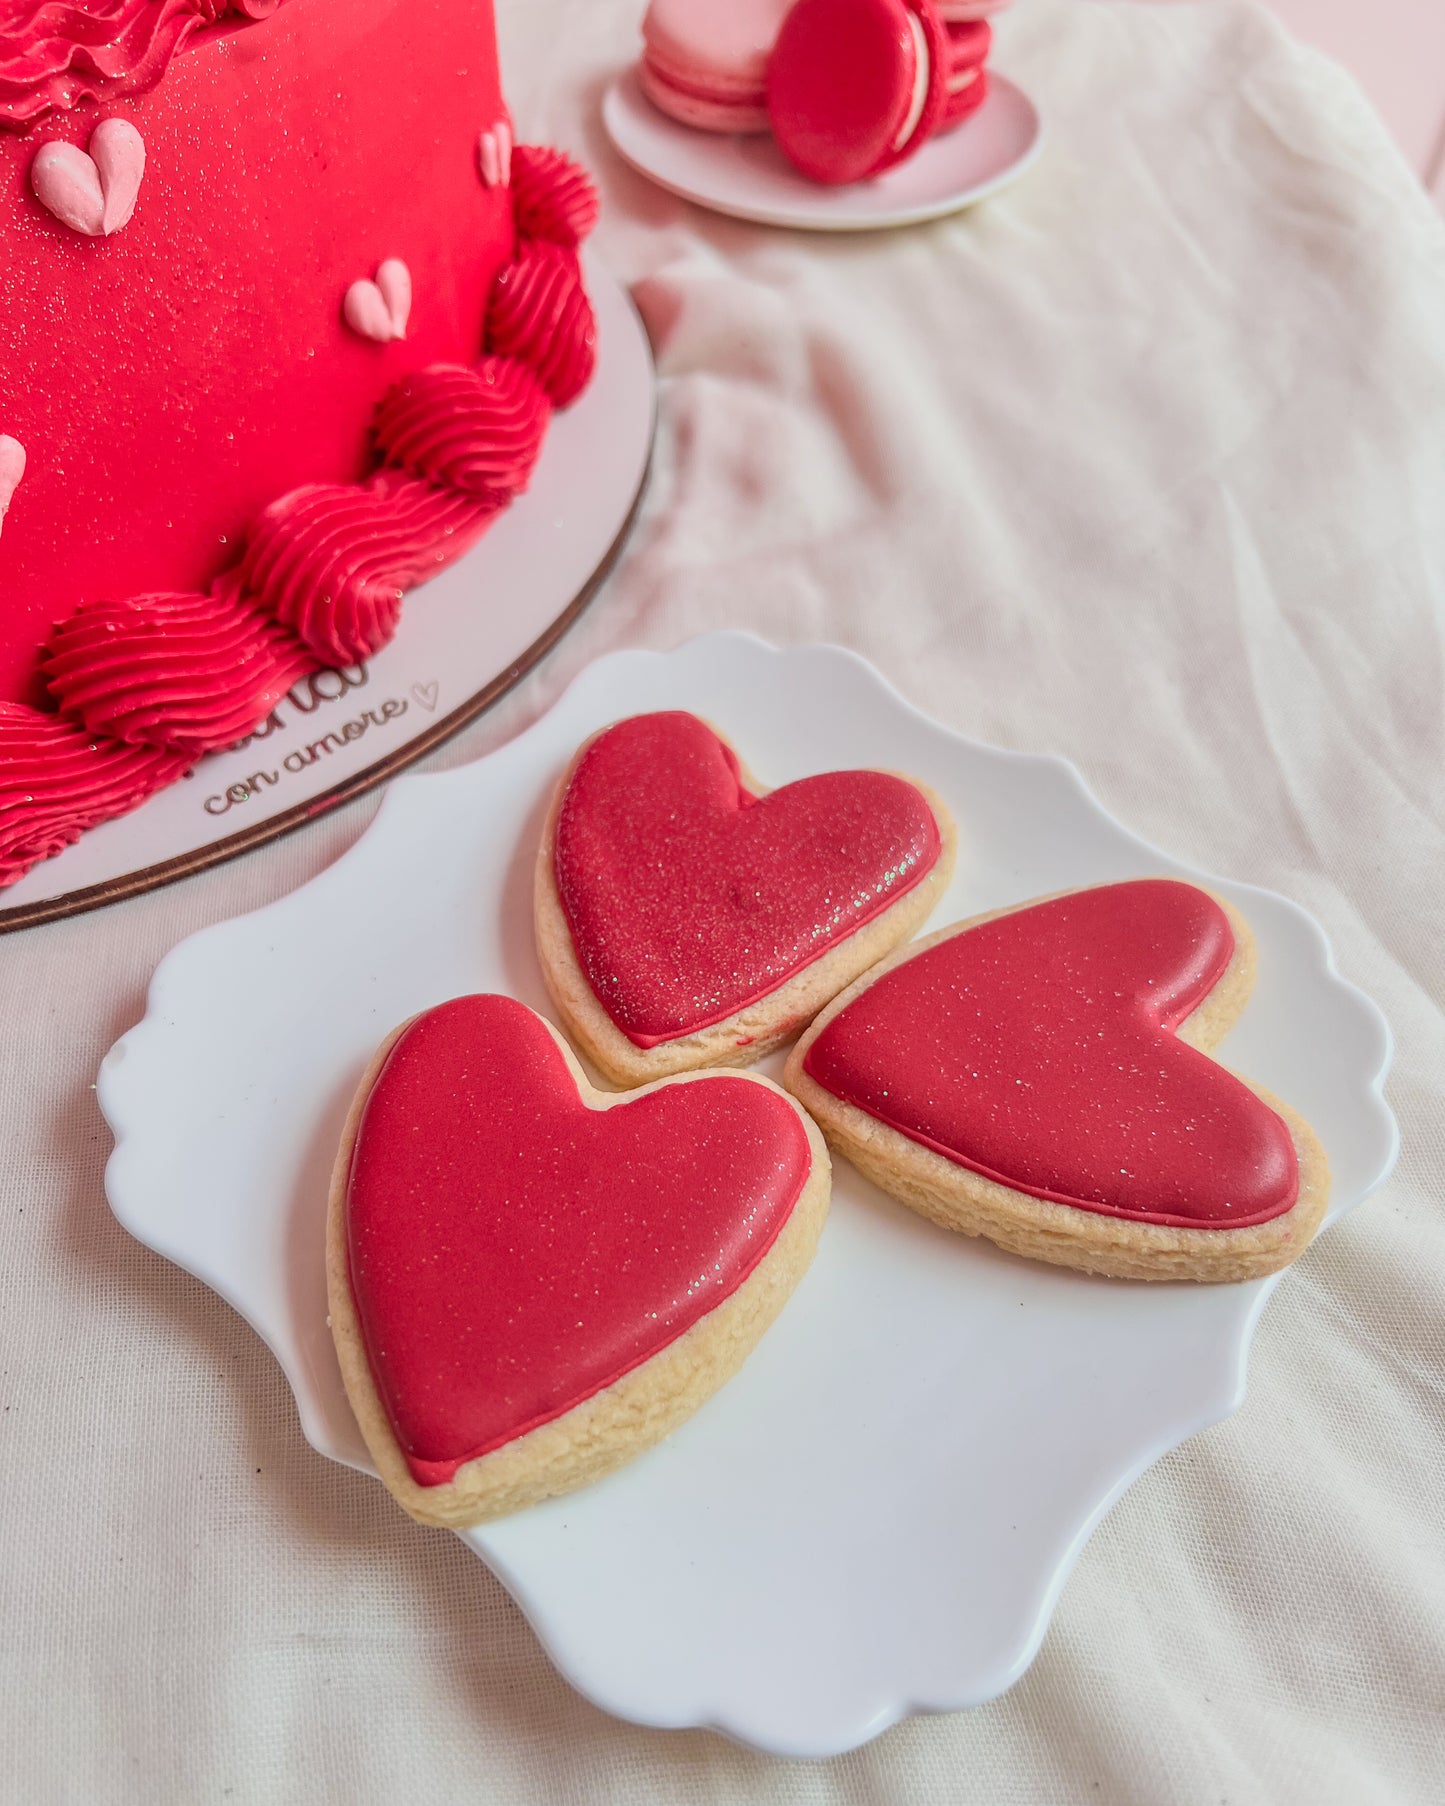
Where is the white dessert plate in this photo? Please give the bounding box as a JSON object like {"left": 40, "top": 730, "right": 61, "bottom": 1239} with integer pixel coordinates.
{"left": 602, "top": 65, "right": 1043, "bottom": 231}
{"left": 99, "top": 634, "right": 1397, "bottom": 1758}
{"left": 0, "top": 258, "right": 654, "bottom": 933}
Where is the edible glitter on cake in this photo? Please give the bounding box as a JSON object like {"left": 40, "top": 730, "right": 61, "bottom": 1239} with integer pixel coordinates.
{"left": 0, "top": 129, "right": 600, "bottom": 889}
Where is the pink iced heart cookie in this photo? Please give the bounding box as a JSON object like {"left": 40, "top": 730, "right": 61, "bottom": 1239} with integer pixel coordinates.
{"left": 534, "top": 711, "right": 957, "bottom": 1085}
{"left": 343, "top": 259, "right": 412, "bottom": 343}
{"left": 328, "top": 994, "right": 831, "bottom": 1526}
{"left": 0, "top": 437, "right": 25, "bottom": 537}
{"left": 785, "top": 880, "right": 1332, "bottom": 1283}
{"left": 30, "top": 118, "right": 146, "bottom": 237}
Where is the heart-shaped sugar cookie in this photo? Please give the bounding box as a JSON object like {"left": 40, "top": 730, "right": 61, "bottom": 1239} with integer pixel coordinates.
{"left": 536, "top": 711, "right": 955, "bottom": 1084}
{"left": 329, "top": 994, "right": 829, "bottom": 1526}
{"left": 786, "top": 880, "right": 1330, "bottom": 1282}
{"left": 30, "top": 118, "right": 145, "bottom": 237}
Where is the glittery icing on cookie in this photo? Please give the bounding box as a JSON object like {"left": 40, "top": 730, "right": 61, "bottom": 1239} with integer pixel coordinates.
{"left": 332, "top": 992, "right": 830, "bottom": 1523}
{"left": 551, "top": 711, "right": 944, "bottom": 1047}
{"left": 801, "top": 880, "right": 1301, "bottom": 1229}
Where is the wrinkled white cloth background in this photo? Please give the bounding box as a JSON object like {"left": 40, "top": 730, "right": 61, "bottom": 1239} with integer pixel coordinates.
{"left": 3, "top": 1, "right": 1442, "bottom": 1798}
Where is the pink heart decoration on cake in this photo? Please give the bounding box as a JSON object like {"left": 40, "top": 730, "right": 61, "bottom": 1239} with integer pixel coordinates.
{"left": 30, "top": 118, "right": 145, "bottom": 237}
{"left": 478, "top": 119, "right": 513, "bottom": 188}
{"left": 0, "top": 437, "right": 25, "bottom": 536}
{"left": 343, "top": 259, "right": 412, "bottom": 343}
{"left": 801, "top": 880, "right": 1301, "bottom": 1229}
{"left": 552, "top": 711, "right": 945, "bottom": 1046}
{"left": 345, "top": 995, "right": 814, "bottom": 1483}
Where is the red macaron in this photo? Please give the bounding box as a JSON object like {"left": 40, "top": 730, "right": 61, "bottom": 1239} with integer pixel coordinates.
{"left": 767, "top": 0, "right": 945, "bottom": 185}
{"left": 938, "top": 19, "right": 992, "bottom": 129}
{"left": 767, "top": 0, "right": 992, "bottom": 185}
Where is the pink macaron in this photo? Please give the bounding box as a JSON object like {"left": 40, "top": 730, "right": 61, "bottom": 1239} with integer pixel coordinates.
{"left": 767, "top": 0, "right": 949, "bottom": 186}
{"left": 935, "top": 0, "right": 1012, "bottom": 19}
{"left": 640, "top": 0, "right": 794, "bottom": 134}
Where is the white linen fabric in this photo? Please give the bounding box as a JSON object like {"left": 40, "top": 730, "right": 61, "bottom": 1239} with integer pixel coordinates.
{"left": 2, "top": 1, "right": 1442, "bottom": 1798}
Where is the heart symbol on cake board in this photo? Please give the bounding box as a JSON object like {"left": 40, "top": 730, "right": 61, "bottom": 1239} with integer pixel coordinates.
{"left": 30, "top": 118, "right": 145, "bottom": 237}
{"left": 343, "top": 259, "right": 411, "bottom": 344}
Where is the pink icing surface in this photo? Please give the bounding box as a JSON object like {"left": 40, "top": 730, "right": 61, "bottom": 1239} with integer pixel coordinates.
{"left": 553, "top": 711, "right": 944, "bottom": 1048}
{"left": 345, "top": 995, "right": 813, "bottom": 1485}
{"left": 803, "top": 880, "right": 1301, "bottom": 1230}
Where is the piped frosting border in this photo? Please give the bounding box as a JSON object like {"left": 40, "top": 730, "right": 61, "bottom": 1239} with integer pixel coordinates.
{"left": 0, "top": 143, "right": 599, "bottom": 887}
{"left": 0, "top": 1, "right": 281, "bottom": 133}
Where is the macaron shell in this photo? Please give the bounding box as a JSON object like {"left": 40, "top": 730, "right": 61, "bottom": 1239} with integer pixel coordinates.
{"left": 767, "top": 0, "right": 946, "bottom": 186}
{"left": 638, "top": 58, "right": 772, "bottom": 133}
{"left": 938, "top": 65, "right": 989, "bottom": 131}
{"left": 937, "top": 19, "right": 992, "bottom": 129}
{"left": 641, "top": 0, "right": 792, "bottom": 130}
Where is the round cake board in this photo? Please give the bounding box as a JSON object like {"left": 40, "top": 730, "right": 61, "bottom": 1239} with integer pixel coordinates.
{"left": 0, "top": 258, "right": 655, "bottom": 934}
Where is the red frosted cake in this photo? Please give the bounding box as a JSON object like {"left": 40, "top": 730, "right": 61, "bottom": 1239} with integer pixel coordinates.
{"left": 0, "top": 0, "right": 601, "bottom": 887}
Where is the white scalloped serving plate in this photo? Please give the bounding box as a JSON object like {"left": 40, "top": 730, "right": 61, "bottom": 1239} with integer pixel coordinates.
{"left": 98, "top": 634, "right": 1397, "bottom": 1757}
